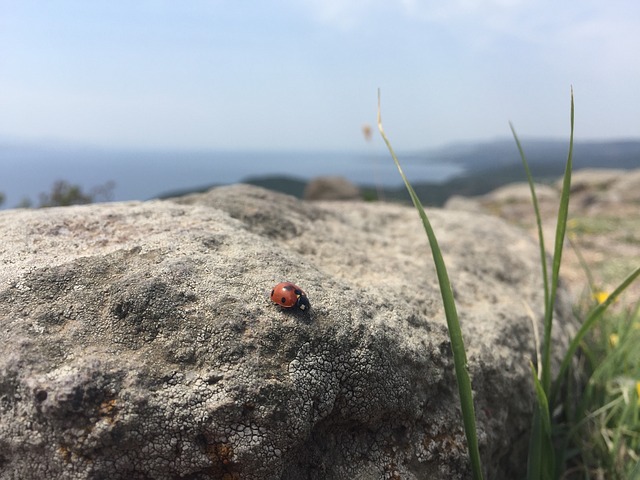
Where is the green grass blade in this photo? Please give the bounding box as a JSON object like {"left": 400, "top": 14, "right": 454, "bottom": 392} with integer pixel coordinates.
{"left": 527, "top": 363, "right": 555, "bottom": 480}
{"left": 612, "top": 385, "right": 637, "bottom": 470}
{"left": 550, "top": 264, "right": 640, "bottom": 406}
{"left": 510, "top": 122, "right": 550, "bottom": 377}
{"left": 567, "top": 234, "right": 598, "bottom": 297}
{"left": 510, "top": 123, "right": 550, "bottom": 316}
{"left": 541, "top": 88, "right": 575, "bottom": 395}
{"left": 527, "top": 408, "right": 543, "bottom": 480}
{"left": 630, "top": 459, "right": 640, "bottom": 480}
{"left": 377, "top": 91, "right": 484, "bottom": 480}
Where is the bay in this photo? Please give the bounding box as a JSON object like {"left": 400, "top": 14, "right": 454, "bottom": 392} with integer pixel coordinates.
{"left": 0, "top": 146, "right": 464, "bottom": 208}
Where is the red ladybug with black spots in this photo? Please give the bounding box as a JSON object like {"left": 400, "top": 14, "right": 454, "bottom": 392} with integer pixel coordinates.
{"left": 270, "top": 282, "right": 310, "bottom": 311}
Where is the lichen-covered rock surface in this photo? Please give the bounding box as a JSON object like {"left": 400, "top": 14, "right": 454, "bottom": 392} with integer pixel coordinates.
{"left": 0, "top": 184, "right": 575, "bottom": 479}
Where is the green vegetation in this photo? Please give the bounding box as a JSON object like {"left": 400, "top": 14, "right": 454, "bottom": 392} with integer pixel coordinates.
{"left": 2, "top": 180, "right": 115, "bottom": 209}
{"left": 38, "top": 180, "right": 95, "bottom": 207}
{"left": 38, "top": 179, "right": 114, "bottom": 207}
{"left": 567, "top": 216, "right": 640, "bottom": 248}
{"left": 378, "top": 89, "right": 640, "bottom": 479}
{"left": 563, "top": 303, "right": 640, "bottom": 478}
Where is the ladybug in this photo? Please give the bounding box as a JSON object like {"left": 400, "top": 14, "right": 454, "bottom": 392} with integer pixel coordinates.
{"left": 270, "top": 282, "right": 310, "bottom": 311}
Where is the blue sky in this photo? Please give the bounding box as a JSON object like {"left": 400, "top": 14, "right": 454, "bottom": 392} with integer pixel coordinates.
{"left": 1, "top": 0, "right": 639, "bottom": 151}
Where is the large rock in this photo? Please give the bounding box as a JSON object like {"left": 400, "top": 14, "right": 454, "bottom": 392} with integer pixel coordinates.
{"left": 556, "top": 168, "right": 626, "bottom": 193}
{"left": 608, "top": 168, "right": 640, "bottom": 203}
{"left": 0, "top": 185, "right": 574, "bottom": 479}
{"left": 483, "top": 182, "right": 558, "bottom": 203}
{"left": 554, "top": 168, "right": 639, "bottom": 209}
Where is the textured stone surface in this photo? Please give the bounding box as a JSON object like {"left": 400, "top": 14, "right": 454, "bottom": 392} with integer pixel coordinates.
{"left": 0, "top": 184, "right": 575, "bottom": 479}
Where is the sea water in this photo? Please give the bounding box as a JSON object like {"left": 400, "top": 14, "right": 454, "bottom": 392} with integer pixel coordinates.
{"left": 0, "top": 146, "right": 464, "bottom": 208}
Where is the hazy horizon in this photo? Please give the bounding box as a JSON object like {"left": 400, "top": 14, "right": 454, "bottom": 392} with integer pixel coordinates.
{"left": 2, "top": 136, "right": 639, "bottom": 210}
{"left": 0, "top": 148, "right": 465, "bottom": 209}
{"left": 3, "top": 133, "right": 640, "bottom": 157}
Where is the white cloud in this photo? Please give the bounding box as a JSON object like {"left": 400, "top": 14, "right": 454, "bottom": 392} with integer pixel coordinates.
{"left": 403, "top": 0, "right": 527, "bottom": 21}
{"left": 292, "top": 0, "right": 529, "bottom": 28}
{"left": 289, "top": 0, "right": 381, "bottom": 28}
{"left": 290, "top": 0, "right": 640, "bottom": 48}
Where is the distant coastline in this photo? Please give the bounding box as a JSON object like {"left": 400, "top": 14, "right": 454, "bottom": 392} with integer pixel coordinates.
{"left": 2, "top": 138, "right": 639, "bottom": 209}
{"left": 0, "top": 147, "right": 462, "bottom": 209}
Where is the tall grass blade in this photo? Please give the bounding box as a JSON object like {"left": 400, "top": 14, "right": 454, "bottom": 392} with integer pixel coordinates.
{"left": 515, "top": 89, "right": 575, "bottom": 479}
{"left": 630, "top": 459, "right": 640, "bottom": 480}
{"left": 527, "top": 363, "right": 555, "bottom": 480}
{"left": 541, "top": 87, "right": 575, "bottom": 395}
{"left": 510, "top": 123, "right": 550, "bottom": 324}
{"left": 527, "top": 409, "right": 543, "bottom": 480}
{"left": 377, "top": 91, "right": 484, "bottom": 480}
{"left": 567, "top": 235, "right": 598, "bottom": 296}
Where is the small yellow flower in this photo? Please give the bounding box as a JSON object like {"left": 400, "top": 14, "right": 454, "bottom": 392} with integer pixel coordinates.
{"left": 609, "top": 333, "right": 619, "bottom": 348}
{"left": 567, "top": 218, "right": 579, "bottom": 230}
{"left": 636, "top": 382, "right": 640, "bottom": 406}
{"left": 593, "top": 290, "right": 610, "bottom": 305}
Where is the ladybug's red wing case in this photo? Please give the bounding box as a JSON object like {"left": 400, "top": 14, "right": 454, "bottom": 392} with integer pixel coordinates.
{"left": 270, "top": 282, "right": 298, "bottom": 308}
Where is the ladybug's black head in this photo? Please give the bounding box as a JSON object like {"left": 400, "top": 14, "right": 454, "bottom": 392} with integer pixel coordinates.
{"left": 296, "top": 295, "right": 311, "bottom": 311}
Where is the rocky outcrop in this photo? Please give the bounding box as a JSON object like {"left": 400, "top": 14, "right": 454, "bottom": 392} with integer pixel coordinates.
{"left": 0, "top": 185, "right": 575, "bottom": 479}
{"left": 447, "top": 168, "right": 640, "bottom": 215}
{"left": 559, "top": 168, "right": 640, "bottom": 206}
{"left": 445, "top": 168, "right": 640, "bottom": 303}
{"left": 303, "top": 176, "right": 361, "bottom": 201}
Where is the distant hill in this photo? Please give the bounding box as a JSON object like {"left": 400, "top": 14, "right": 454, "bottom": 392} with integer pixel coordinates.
{"left": 159, "top": 138, "right": 640, "bottom": 206}
{"left": 383, "top": 138, "right": 640, "bottom": 204}
{"left": 403, "top": 138, "right": 640, "bottom": 171}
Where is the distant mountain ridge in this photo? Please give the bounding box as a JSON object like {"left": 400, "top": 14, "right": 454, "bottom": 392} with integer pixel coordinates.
{"left": 160, "top": 138, "right": 640, "bottom": 206}
{"left": 402, "top": 138, "right": 640, "bottom": 171}
{"left": 3, "top": 137, "right": 638, "bottom": 208}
